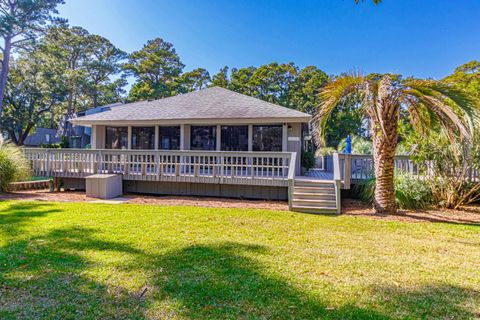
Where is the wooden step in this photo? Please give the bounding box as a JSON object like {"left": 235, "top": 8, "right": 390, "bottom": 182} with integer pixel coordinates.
{"left": 294, "top": 180, "right": 335, "bottom": 188}
{"left": 292, "top": 199, "right": 337, "bottom": 208}
{"left": 291, "top": 205, "right": 339, "bottom": 214}
{"left": 293, "top": 186, "right": 335, "bottom": 194}
{"left": 292, "top": 192, "right": 336, "bottom": 200}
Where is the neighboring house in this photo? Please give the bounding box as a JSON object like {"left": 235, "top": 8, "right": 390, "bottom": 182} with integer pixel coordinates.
{"left": 69, "top": 103, "right": 123, "bottom": 148}
{"left": 22, "top": 128, "right": 61, "bottom": 147}
{"left": 25, "top": 87, "right": 343, "bottom": 213}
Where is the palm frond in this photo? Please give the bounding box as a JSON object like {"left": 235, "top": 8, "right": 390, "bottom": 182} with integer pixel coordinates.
{"left": 313, "top": 72, "right": 364, "bottom": 146}
{"left": 404, "top": 80, "right": 480, "bottom": 139}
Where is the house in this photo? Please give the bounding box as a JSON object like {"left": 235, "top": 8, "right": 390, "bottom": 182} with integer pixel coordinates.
{"left": 69, "top": 103, "right": 123, "bottom": 148}
{"left": 24, "top": 87, "right": 343, "bottom": 213}
{"left": 22, "top": 128, "right": 61, "bottom": 147}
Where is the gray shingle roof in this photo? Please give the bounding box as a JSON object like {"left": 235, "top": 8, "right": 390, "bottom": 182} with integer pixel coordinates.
{"left": 71, "top": 87, "right": 311, "bottom": 125}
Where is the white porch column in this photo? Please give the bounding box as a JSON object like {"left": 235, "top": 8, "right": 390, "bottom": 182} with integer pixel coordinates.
{"left": 248, "top": 124, "right": 253, "bottom": 151}
{"left": 216, "top": 125, "right": 221, "bottom": 151}
{"left": 180, "top": 124, "right": 185, "bottom": 150}
{"left": 127, "top": 126, "right": 132, "bottom": 149}
{"left": 282, "top": 123, "right": 288, "bottom": 152}
{"left": 91, "top": 125, "right": 97, "bottom": 149}
{"left": 154, "top": 126, "right": 159, "bottom": 150}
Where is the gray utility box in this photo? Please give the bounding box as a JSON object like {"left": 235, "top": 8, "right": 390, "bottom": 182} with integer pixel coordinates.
{"left": 86, "top": 174, "right": 123, "bottom": 199}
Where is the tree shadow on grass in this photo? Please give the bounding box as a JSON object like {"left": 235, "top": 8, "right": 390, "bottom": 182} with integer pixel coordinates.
{"left": 0, "top": 226, "right": 147, "bottom": 319}
{"left": 0, "top": 202, "right": 62, "bottom": 236}
{"left": 140, "top": 243, "right": 479, "bottom": 319}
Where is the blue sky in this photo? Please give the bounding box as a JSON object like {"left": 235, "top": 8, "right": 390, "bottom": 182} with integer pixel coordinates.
{"left": 59, "top": 0, "right": 480, "bottom": 79}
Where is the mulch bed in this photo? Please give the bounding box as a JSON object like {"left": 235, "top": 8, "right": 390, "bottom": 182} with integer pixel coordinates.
{"left": 0, "top": 190, "right": 289, "bottom": 211}
{"left": 342, "top": 199, "right": 480, "bottom": 225}
{"left": 1, "top": 190, "right": 479, "bottom": 225}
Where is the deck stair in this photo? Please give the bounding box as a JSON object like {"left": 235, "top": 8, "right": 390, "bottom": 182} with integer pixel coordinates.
{"left": 290, "top": 178, "right": 339, "bottom": 214}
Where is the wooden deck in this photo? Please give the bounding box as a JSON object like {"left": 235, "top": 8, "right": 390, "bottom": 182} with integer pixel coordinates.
{"left": 23, "top": 148, "right": 295, "bottom": 187}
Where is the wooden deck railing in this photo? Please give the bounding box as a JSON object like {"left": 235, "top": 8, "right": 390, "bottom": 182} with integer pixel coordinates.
{"left": 23, "top": 148, "right": 295, "bottom": 187}
{"left": 336, "top": 153, "right": 479, "bottom": 188}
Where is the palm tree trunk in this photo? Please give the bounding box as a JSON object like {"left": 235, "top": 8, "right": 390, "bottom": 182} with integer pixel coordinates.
{"left": 371, "top": 117, "right": 399, "bottom": 214}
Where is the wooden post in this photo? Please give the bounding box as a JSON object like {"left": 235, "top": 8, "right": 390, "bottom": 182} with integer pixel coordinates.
{"left": 344, "top": 153, "right": 351, "bottom": 190}
{"left": 97, "top": 150, "right": 103, "bottom": 174}
{"left": 220, "top": 153, "right": 224, "bottom": 183}
{"left": 91, "top": 125, "right": 97, "bottom": 149}
{"left": 154, "top": 126, "right": 159, "bottom": 150}
{"left": 216, "top": 125, "right": 221, "bottom": 151}
{"left": 127, "top": 126, "right": 132, "bottom": 149}
{"left": 180, "top": 124, "right": 185, "bottom": 150}
{"left": 248, "top": 125, "right": 253, "bottom": 151}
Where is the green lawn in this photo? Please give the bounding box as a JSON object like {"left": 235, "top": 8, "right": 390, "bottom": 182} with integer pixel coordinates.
{"left": 0, "top": 201, "right": 479, "bottom": 319}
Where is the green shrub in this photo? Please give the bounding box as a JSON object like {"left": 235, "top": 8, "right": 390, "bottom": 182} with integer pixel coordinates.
{"left": 358, "top": 173, "right": 433, "bottom": 210}
{"left": 40, "top": 135, "right": 69, "bottom": 149}
{"left": 40, "top": 142, "right": 61, "bottom": 148}
{"left": 395, "top": 173, "right": 433, "bottom": 209}
{"left": 406, "top": 132, "right": 480, "bottom": 209}
{"left": 315, "top": 147, "right": 336, "bottom": 156}
{"left": 0, "top": 137, "right": 31, "bottom": 191}
{"left": 301, "top": 151, "right": 316, "bottom": 170}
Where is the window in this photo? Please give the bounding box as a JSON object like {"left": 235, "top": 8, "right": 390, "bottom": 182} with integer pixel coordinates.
{"left": 252, "top": 125, "right": 283, "bottom": 151}
{"left": 159, "top": 126, "right": 180, "bottom": 150}
{"left": 190, "top": 126, "right": 216, "bottom": 150}
{"left": 221, "top": 125, "right": 248, "bottom": 151}
{"left": 105, "top": 126, "right": 128, "bottom": 149}
{"left": 132, "top": 127, "right": 155, "bottom": 150}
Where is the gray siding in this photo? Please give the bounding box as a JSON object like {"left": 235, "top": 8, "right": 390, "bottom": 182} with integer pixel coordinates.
{"left": 287, "top": 122, "right": 302, "bottom": 175}
{"left": 61, "top": 178, "right": 288, "bottom": 201}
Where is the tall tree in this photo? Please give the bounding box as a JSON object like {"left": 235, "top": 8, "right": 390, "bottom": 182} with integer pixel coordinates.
{"left": 125, "top": 38, "right": 184, "bottom": 101}
{"left": 83, "top": 34, "right": 127, "bottom": 108}
{"left": 210, "top": 66, "right": 229, "bottom": 88}
{"left": 314, "top": 73, "right": 478, "bottom": 214}
{"left": 444, "top": 61, "right": 480, "bottom": 100}
{"left": 228, "top": 66, "right": 256, "bottom": 96}
{"left": 2, "top": 50, "right": 53, "bottom": 145}
{"left": 41, "top": 25, "right": 90, "bottom": 116}
{"left": 39, "top": 25, "right": 126, "bottom": 137}
{"left": 213, "top": 63, "right": 330, "bottom": 114}
{"left": 289, "top": 66, "right": 329, "bottom": 113}
{"left": 176, "top": 68, "right": 210, "bottom": 93}
{"left": 0, "top": 0, "right": 64, "bottom": 119}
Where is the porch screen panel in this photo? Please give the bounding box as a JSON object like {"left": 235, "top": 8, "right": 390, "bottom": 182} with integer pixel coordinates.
{"left": 159, "top": 126, "right": 180, "bottom": 150}
{"left": 190, "top": 126, "right": 216, "bottom": 150}
{"left": 252, "top": 125, "right": 283, "bottom": 151}
{"left": 105, "top": 126, "right": 128, "bottom": 149}
{"left": 221, "top": 125, "right": 248, "bottom": 151}
{"left": 132, "top": 127, "right": 155, "bottom": 150}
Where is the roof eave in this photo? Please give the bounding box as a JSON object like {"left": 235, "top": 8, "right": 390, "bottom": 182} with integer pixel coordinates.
{"left": 70, "top": 116, "right": 312, "bottom": 127}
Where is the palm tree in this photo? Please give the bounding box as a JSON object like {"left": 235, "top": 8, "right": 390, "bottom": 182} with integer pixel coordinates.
{"left": 313, "top": 73, "right": 479, "bottom": 214}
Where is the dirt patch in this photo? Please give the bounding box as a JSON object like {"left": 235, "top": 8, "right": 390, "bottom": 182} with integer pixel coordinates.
{"left": 1, "top": 190, "right": 479, "bottom": 225}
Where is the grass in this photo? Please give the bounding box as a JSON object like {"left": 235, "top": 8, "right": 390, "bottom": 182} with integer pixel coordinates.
{"left": 0, "top": 200, "right": 479, "bottom": 319}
